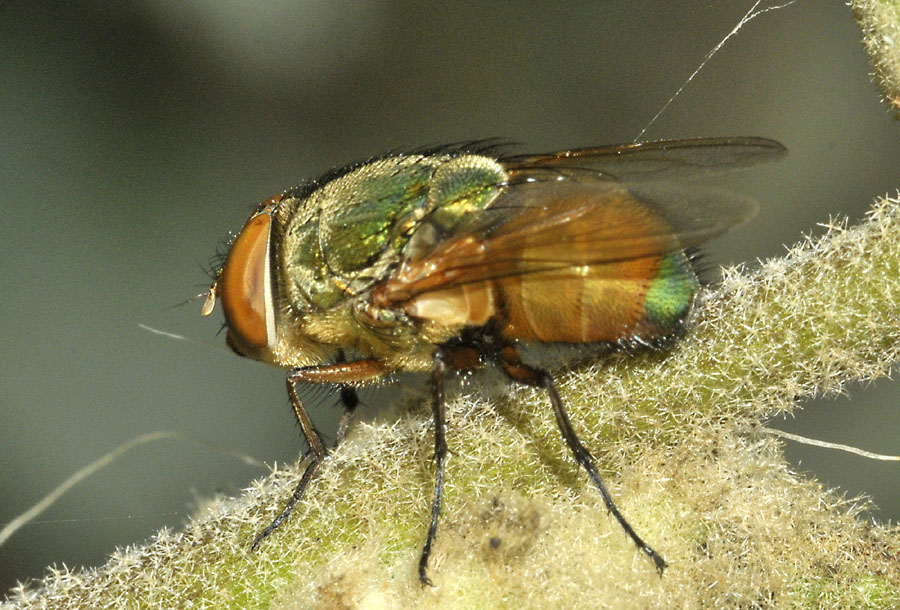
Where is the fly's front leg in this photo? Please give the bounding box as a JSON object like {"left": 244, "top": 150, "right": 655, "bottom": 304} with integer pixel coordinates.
{"left": 498, "top": 346, "right": 668, "bottom": 573}
{"left": 251, "top": 359, "right": 382, "bottom": 551}
{"left": 251, "top": 377, "right": 326, "bottom": 549}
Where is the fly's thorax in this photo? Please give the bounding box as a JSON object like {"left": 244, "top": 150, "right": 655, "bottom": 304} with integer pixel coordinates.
{"left": 267, "top": 301, "right": 357, "bottom": 369}
{"left": 260, "top": 152, "right": 507, "bottom": 368}
{"left": 423, "top": 154, "right": 507, "bottom": 232}
{"left": 273, "top": 152, "right": 506, "bottom": 314}
{"left": 268, "top": 299, "right": 436, "bottom": 372}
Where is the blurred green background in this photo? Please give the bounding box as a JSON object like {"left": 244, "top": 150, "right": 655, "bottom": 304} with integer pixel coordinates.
{"left": 2, "top": 1, "right": 898, "bottom": 594}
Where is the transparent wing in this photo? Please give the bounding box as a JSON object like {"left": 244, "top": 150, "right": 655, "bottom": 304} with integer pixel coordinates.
{"left": 374, "top": 169, "right": 761, "bottom": 302}
{"left": 500, "top": 136, "right": 786, "bottom": 182}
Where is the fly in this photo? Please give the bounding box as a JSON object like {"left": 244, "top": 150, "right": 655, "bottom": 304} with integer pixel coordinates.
{"left": 201, "top": 137, "right": 786, "bottom": 584}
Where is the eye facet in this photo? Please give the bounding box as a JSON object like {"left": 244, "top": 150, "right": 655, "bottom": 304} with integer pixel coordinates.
{"left": 219, "top": 211, "right": 274, "bottom": 352}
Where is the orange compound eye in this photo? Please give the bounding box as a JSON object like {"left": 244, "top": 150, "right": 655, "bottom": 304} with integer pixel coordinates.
{"left": 220, "top": 212, "right": 274, "bottom": 351}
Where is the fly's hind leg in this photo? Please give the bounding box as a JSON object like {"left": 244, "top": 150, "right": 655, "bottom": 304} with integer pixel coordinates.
{"left": 251, "top": 359, "right": 382, "bottom": 550}
{"left": 497, "top": 346, "right": 668, "bottom": 573}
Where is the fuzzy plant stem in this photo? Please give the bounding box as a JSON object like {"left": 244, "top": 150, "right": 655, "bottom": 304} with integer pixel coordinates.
{"left": 851, "top": 0, "right": 900, "bottom": 111}
{"left": 4, "top": 197, "right": 900, "bottom": 609}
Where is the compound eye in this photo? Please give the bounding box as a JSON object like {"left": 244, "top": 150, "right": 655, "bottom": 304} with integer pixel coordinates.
{"left": 219, "top": 212, "right": 274, "bottom": 351}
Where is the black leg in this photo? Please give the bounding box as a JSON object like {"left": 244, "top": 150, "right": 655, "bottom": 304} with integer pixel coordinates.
{"left": 499, "top": 348, "right": 667, "bottom": 573}
{"left": 331, "top": 351, "right": 361, "bottom": 447}
{"left": 251, "top": 375, "right": 358, "bottom": 550}
{"left": 418, "top": 348, "right": 450, "bottom": 586}
{"left": 334, "top": 385, "right": 360, "bottom": 446}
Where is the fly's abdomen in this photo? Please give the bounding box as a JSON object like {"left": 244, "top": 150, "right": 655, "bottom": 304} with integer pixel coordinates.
{"left": 641, "top": 251, "right": 698, "bottom": 333}
{"left": 401, "top": 250, "right": 696, "bottom": 346}
{"left": 497, "top": 252, "right": 697, "bottom": 345}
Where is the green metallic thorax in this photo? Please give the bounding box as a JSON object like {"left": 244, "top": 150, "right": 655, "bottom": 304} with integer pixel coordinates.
{"left": 267, "top": 153, "right": 506, "bottom": 368}
{"left": 275, "top": 154, "right": 506, "bottom": 314}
